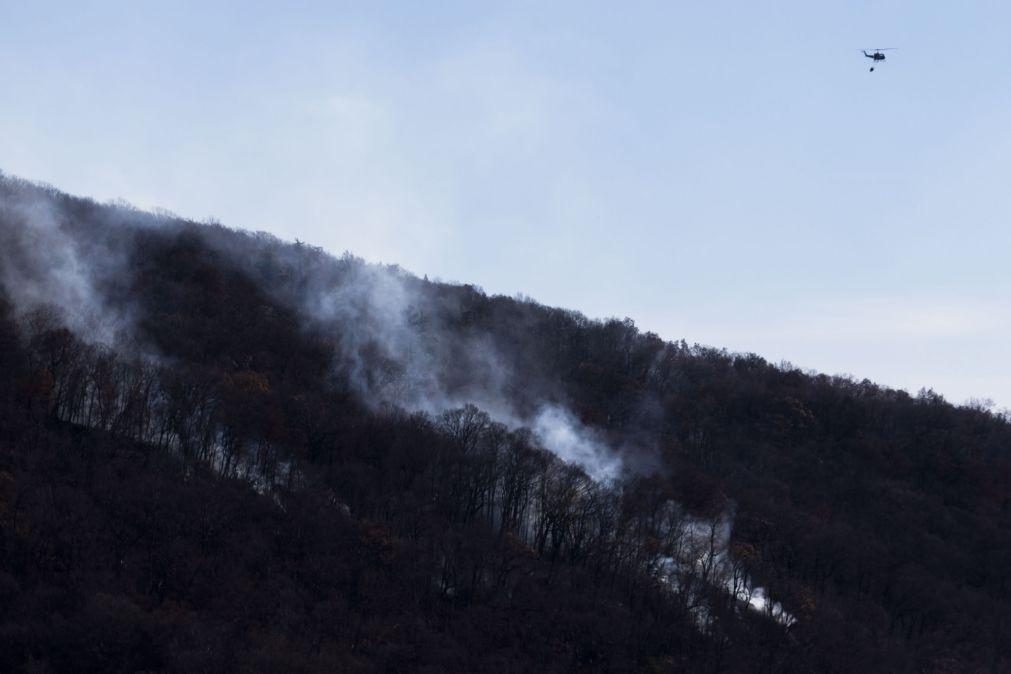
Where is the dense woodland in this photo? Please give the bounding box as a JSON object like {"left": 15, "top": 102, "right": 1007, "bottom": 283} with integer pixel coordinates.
{"left": 1, "top": 174, "right": 1010, "bottom": 672}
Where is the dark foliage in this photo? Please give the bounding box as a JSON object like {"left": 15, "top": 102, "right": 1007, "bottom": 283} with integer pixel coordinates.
{"left": 1, "top": 175, "right": 1009, "bottom": 672}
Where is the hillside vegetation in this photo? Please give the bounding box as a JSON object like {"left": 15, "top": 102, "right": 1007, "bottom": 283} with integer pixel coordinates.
{"left": 1, "top": 174, "right": 1009, "bottom": 672}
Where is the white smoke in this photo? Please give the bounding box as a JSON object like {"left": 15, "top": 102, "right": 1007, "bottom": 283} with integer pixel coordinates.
{"left": 0, "top": 179, "right": 630, "bottom": 482}
{"left": 659, "top": 511, "right": 795, "bottom": 628}
{"left": 302, "top": 262, "right": 628, "bottom": 481}
{"left": 530, "top": 404, "right": 622, "bottom": 482}
{"left": 0, "top": 186, "right": 125, "bottom": 344}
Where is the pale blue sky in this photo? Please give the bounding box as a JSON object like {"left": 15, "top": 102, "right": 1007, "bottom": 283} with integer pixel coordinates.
{"left": 2, "top": 1, "right": 1010, "bottom": 407}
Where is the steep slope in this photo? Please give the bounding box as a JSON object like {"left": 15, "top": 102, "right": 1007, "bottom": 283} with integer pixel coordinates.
{"left": 1, "top": 173, "right": 1009, "bottom": 672}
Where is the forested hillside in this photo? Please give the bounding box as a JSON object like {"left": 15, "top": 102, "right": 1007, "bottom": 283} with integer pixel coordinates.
{"left": 1, "top": 174, "right": 1009, "bottom": 673}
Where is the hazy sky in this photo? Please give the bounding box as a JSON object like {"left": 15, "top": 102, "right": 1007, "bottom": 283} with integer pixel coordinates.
{"left": 2, "top": 1, "right": 1010, "bottom": 407}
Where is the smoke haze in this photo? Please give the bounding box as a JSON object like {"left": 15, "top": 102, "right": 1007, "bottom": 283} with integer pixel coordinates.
{"left": 0, "top": 174, "right": 631, "bottom": 482}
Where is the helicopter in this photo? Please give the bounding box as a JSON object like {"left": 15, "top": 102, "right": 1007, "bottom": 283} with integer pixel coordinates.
{"left": 862, "top": 48, "right": 896, "bottom": 72}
